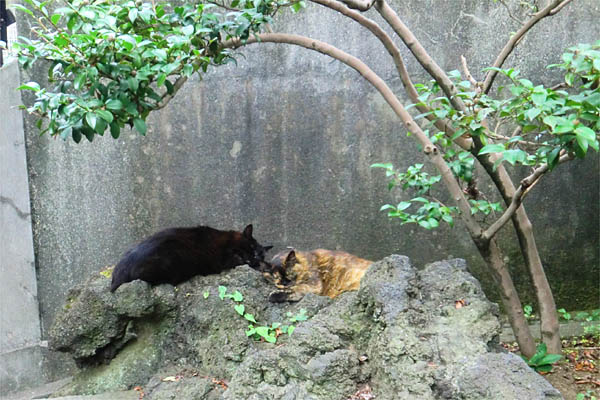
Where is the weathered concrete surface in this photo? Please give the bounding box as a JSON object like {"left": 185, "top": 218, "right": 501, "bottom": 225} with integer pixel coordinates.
{"left": 0, "top": 59, "right": 44, "bottom": 393}
{"left": 15, "top": 0, "right": 599, "bottom": 372}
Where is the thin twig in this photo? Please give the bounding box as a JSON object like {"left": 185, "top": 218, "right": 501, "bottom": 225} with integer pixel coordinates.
{"left": 460, "top": 55, "right": 481, "bottom": 94}
{"left": 337, "top": 0, "right": 377, "bottom": 11}
{"left": 498, "top": 0, "right": 524, "bottom": 24}
{"left": 309, "top": 0, "right": 468, "bottom": 148}
{"left": 482, "top": 0, "right": 568, "bottom": 94}
{"left": 482, "top": 152, "right": 574, "bottom": 240}
{"left": 549, "top": 0, "right": 574, "bottom": 15}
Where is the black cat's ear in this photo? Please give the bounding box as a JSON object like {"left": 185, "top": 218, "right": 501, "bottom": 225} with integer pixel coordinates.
{"left": 263, "top": 245, "right": 273, "bottom": 253}
{"left": 243, "top": 224, "right": 253, "bottom": 239}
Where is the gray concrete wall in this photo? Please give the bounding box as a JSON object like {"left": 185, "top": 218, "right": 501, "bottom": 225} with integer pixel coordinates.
{"left": 0, "top": 59, "right": 45, "bottom": 393}
{"left": 15, "top": 0, "right": 599, "bottom": 375}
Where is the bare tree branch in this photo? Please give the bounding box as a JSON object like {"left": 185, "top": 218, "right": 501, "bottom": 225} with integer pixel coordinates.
{"left": 498, "top": 0, "right": 524, "bottom": 24}
{"left": 374, "top": 0, "right": 469, "bottom": 114}
{"left": 549, "top": 0, "right": 574, "bottom": 15}
{"left": 482, "top": 152, "right": 574, "bottom": 240}
{"left": 482, "top": 0, "right": 571, "bottom": 94}
{"left": 460, "top": 55, "right": 481, "bottom": 95}
{"left": 310, "top": 0, "right": 470, "bottom": 148}
{"left": 336, "top": 0, "right": 376, "bottom": 11}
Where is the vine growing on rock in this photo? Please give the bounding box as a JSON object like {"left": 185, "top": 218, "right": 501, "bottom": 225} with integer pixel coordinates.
{"left": 13, "top": 0, "right": 599, "bottom": 357}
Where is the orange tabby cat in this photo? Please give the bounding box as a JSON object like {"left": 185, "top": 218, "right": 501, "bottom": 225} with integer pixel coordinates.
{"left": 266, "top": 249, "right": 372, "bottom": 302}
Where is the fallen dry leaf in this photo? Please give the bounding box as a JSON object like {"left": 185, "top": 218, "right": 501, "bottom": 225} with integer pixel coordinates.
{"left": 212, "top": 378, "right": 228, "bottom": 390}
{"left": 347, "top": 384, "right": 374, "bottom": 400}
{"left": 133, "top": 385, "right": 144, "bottom": 399}
{"left": 454, "top": 299, "right": 467, "bottom": 309}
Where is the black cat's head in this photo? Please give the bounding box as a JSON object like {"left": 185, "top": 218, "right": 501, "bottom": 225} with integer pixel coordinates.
{"left": 236, "top": 224, "right": 273, "bottom": 272}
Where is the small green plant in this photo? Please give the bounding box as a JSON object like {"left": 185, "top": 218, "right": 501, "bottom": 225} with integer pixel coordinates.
{"left": 558, "top": 308, "right": 572, "bottom": 321}
{"left": 521, "top": 343, "right": 562, "bottom": 373}
{"left": 576, "top": 390, "right": 597, "bottom": 400}
{"left": 213, "top": 285, "right": 308, "bottom": 344}
{"left": 574, "top": 309, "right": 600, "bottom": 322}
{"left": 523, "top": 304, "right": 534, "bottom": 320}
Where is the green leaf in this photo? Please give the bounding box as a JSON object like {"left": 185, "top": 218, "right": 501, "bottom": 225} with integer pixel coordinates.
{"left": 203, "top": 291, "right": 209, "bottom": 299}
{"left": 72, "top": 129, "right": 82, "bottom": 143}
{"left": 418, "top": 220, "right": 431, "bottom": 229}
{"left": 478, "top": 144, "right": 505, "bottom": 155}
{"left": 232, "top": 290, "right": 243, "bottom": 302}
{"left": 157, "top": 73, "right": 167, "bottom": 87}
{"left": 50, "top": 14, "right": 61, "bottom": 25}
{"left": 503, "top": 149, "right": 527, "bottom": 165}
{"left": 218, "top": 285, "right": 227, "bottom": 300}
{"left": 17, "top": 82, "right": 41, "bottom": 92}
{"left": 109, "top": 121, "right": 120, "bottom": 139}
{"left": 95, "top": 118, "right": 107, "bottom": 135}
{"left": 287, "top": 325, "right": 295, "bottom": 335}
{"left": 105, "top": 99, "right": 123, "bottom": 111}
{"left": 11, "top": 4, "right": 34, "bottom": 17}
{"left": 244, "top": 313, "right": 257, "bottom": 323}
{"left": 539, "top": 354, "right": 562, "bottom": 365}
{"left": 96, "top": 109, "right": 114, "bottom": 123}
{"left": 265, "top": 335, "right": 276, "bottom": 343}
{"left": 255, "top": 326, "right": 270, "bottom": 338}
{"left": 128, "top": 8, "right": 138, "bottom": 23}
{"left": 85, "top": 112, "right": 97, "bottom": 129}
{"left": 535, "top": 364, "right": 554, "bottom": 373}
{"left": 127, "top": 77, "right": 139, "bottom": 92}
{"left": 74, "top": 72, "right": 86, "bottom": 90}
{"left": 371, "top": 163, "right": 393, "bottom": 169}
{"left": 575, "top": 126, "right": 596, "bottom": 142}
{"left": 525, "top": 108, "right": 541, "bottom": 121}
{"left": 397, "top": 201, "right": 411, "bottom": 211}
{"left": 234, "top": 304, "right": 245, "bottom": 315}
{"left": 133, "top": 118, "right": 147, "bottom": 135}
{"left": 531, "top": 90, "right": 547, "bottom": 106}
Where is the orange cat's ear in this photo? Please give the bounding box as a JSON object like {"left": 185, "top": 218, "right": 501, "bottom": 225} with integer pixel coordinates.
{"left": 284, "top": 250, "right": 297, "bottom": 269}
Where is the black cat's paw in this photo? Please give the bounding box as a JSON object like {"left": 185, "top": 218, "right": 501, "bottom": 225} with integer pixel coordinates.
{"left": 268, "top": 290, "right": 303, "bottom": 303}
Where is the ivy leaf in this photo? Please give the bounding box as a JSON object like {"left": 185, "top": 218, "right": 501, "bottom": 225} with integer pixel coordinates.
{"left": 232, "top": 290, "right": 243, "bottom": 302}
{"left": 244, "top": 313, "right": 257, "bottom": 323}
{"left": 218, "top": 285, "right": 227, "bottom": 300}
{"left": 234, "top": 304, "right": 245, "bottom": 316}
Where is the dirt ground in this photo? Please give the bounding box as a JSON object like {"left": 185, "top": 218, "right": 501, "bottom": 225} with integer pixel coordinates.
{"left": 505, "top": 335, "right": 599, "bottom": 400}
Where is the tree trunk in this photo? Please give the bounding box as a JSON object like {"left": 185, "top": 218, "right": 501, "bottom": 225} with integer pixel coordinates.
{"left": 475, "top": 238, "right": 537, "bottom": 357}
{"left": 479, "top": 158, "right": 562, "bottom": 354}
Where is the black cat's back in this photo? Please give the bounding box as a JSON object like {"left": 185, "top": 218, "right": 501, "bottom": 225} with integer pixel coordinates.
{"left": 110, "top": 225, "right": 270, "bottom": 292}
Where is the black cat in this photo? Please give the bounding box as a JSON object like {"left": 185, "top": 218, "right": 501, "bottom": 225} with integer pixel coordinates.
{"left": 110, "top": 224, "right": 272, "bottom": 292}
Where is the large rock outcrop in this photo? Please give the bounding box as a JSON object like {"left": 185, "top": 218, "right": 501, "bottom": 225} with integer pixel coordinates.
{"left": 48, "top": 255, "right": 562, "bottom": 399}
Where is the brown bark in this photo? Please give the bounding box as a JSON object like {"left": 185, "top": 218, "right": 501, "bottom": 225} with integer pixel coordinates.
{"left": 476, "top": 152, "right": 562, "bottom": 354}
{"left": 476, "top": 238, "right": 537, "bottom": 356}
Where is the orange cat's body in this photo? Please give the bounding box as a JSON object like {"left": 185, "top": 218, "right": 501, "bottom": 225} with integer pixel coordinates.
{"left": 267, "top": 249, "right": 372, "bottom": 302}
